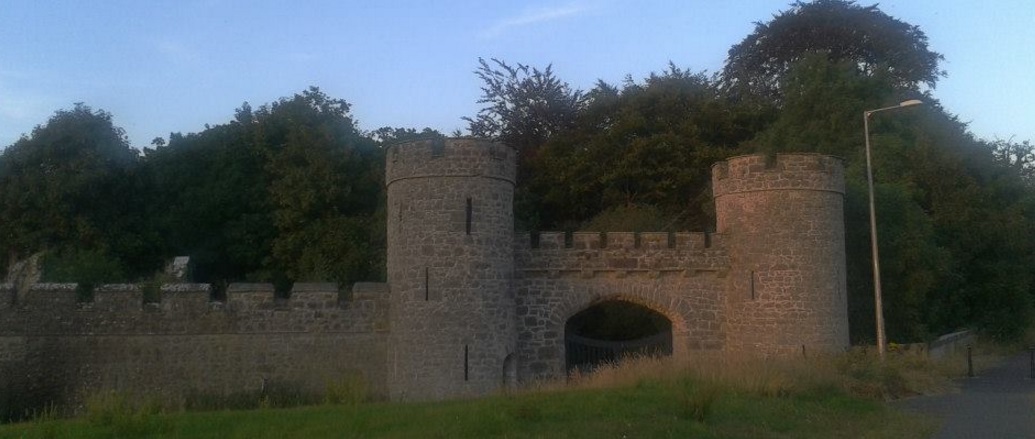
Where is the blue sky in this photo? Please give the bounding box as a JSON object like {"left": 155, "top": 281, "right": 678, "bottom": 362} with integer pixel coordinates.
{"left": 1, "top": 1, "right": 1033, "bottom": 149}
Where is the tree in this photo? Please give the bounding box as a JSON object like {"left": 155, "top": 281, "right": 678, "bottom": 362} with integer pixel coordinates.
{"left": 464, "top": 58, "right": 585, "bottom": 171}
{"left": 0, "top": 103, "right": 152, "bottom": 278}
{"left": 369, "top": 126, "right": 443, "bottom": 144}
{"left": 989, "top": 139, "right": 1035, "bottom": 186}
{"left": 142, "top": 121, "right": 275, "bottom": 284}
{"left": 745, "top": 46, "right": 1035, "bottom": 341}
{"left": 722, "top": 0, "right": 944, "bottom": 101}
{"left": 255, "top": 87, "right": 385, "bottom": 287}
{"left": 525, "top": 65, "right": 757, "bottom": 231}
{"left": 143, "top": 88, "right": 388, "bottom": 288}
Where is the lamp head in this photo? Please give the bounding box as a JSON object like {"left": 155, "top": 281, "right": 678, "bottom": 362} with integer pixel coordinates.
{"left": 899, "top": 99, "right": 923, "bottom": 108}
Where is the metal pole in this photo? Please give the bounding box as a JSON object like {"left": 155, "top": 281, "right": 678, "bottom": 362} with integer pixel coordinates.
{"left": 864, "top": 111, "right": 887, "bottom": 361}
{"left": 967, "top": 345, "right": 974, "bottom": 377}
{"left": 1029, "top": 346, "right": 1034, "bottom": 380}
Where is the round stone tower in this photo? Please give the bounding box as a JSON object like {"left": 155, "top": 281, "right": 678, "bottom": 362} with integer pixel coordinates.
{"left": 385, "top": 137, "right": 517, "bottom": 401}
{"left": 712, "top": 154, "right": 849, "bottom": 356}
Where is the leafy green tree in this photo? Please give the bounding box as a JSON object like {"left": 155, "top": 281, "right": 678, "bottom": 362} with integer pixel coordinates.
{"left": 0, "top": 103, "right": 155, "bottom": 278}
{"left": 750, "top": 48, "right": 1035, "bottom": 341}
{"left": 144, "top": 88, "right": 388, "bottom": 288}
{"left": 254, "top": 87, "right": 385, "bottom": 287}
{"left": 142, "top": 121, "right": 275, "bottom": 283}
{"left": 526, "top": 66, "right": 755, "bottom": 231}
{"left": 748, "top": 54, "right": 898, "bottom": 157}
{"left": 989, "top": 139, "right": 1035, "bottom": 185}
{"left": 722, "top": 0, "right": 944, "bottom": 101}
{"left": 370, "top": 126, "right": 443, "bottom": 144}
{"left": 464, "top": 58, "right": 585, "bottom": 172}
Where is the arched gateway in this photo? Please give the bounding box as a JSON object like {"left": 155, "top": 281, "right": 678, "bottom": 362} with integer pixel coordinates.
{"left": 565, "top": 300, "right": 673, "bottom": 374}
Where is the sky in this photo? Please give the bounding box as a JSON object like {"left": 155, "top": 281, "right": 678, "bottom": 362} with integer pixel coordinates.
{"left": 1, "top": 0, "right": 1033, "bottom": 149}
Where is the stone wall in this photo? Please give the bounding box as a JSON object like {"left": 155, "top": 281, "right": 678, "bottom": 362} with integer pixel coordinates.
{"left": 0, "top": 282, "right": 389, "bottom": 417}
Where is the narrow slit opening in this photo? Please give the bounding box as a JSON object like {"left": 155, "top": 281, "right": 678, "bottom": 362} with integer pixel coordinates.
{"left": 464, "top": 345, "right": 470, "bottom": 381}
{"left": 750, "top": 270, "right": 756, "bottom": 300}
{"left": 465, "top": 197, "right": 472, "bottom": 235}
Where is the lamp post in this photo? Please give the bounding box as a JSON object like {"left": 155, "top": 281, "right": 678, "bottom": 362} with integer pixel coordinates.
{"left": 864, "top": 99, "right": 922, "bottom": 361}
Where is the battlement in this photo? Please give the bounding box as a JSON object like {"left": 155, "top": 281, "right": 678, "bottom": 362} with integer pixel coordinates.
{"left": 0, "top": 282, "right": 390, "bottom": 335}
{"left": 514, "top": 231, "right": 729, "bottom": 278}
{"left": 385, "top": 137, "right": 516, "bottom": 187}
{"left": 712, "top": 153, "right": 844, "bottom": 197}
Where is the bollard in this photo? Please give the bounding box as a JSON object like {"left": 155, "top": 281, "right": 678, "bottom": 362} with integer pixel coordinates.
{"left": 967, "top": 345, "right": 974, "bottom": 378}
{"left": 1029, "top": 346, "right": 1034, "bottom": 380}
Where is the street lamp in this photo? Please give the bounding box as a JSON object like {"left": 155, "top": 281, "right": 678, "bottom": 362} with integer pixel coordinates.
{"left": 864, "top": 99, "right": 922, "bottom": 361}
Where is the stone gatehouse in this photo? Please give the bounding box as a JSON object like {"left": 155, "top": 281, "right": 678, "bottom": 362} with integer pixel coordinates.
{"left": 0, "top": 138, "right": 848, "bottom": 414}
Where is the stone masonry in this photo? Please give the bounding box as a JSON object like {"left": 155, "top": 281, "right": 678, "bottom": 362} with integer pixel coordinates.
{"left": 0, "top": 138, "right": 849, "bottom": 413}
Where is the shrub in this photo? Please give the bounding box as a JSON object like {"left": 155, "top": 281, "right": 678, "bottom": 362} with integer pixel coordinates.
{"left": 324, "top": 372, "right": 369, "bottom": 406}
{"left": 84, "top": 391, "right": 166, "bottom": 436}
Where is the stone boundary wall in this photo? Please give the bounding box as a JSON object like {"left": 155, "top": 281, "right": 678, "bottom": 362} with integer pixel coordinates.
{"left": 0, "top": 282, "right": 390, "bottom": 418}
{"left": 514, "top": 231, "right": 730, "bottom": 277}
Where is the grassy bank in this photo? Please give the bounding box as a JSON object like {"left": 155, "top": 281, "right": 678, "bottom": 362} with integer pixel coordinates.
{"left": 0, "top": 351, "right": 955, "bottom": 438}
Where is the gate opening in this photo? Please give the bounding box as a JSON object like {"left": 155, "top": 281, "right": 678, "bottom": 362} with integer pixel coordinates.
{"left": 564, "top": 300, "right": 672, "bottom": 375}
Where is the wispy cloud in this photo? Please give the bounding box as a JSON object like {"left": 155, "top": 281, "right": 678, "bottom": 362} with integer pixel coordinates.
{"left": 483, "top": 3, "right": 590, "bottom": 38}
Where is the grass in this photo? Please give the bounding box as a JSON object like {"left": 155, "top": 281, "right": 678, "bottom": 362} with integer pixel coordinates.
{"left": 0, "top": 349, "right": 948, "bottom": 439}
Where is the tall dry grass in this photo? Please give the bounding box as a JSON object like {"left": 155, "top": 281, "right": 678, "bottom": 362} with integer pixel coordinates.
{"left": 535, "top": 347, "right": 961, "bottom": 403}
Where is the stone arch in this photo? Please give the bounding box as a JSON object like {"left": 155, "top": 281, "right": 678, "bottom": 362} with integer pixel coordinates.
{"left": 564, "top": 299, "right": 673, "bottom": 374}
{"left": 551, "top": 288, "right": 690, "bottom": 346}
{"left": 544, "top": 285, "right": 693, "bottom": 374}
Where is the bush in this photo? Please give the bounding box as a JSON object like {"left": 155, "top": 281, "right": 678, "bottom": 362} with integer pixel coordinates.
{"left": 676, "top": 378, "right": 721, "bottom": 422}
{"left": 323, "top": 372, "right": 369, "bottom": 406}
{"left": 43, "top": 249, "right": 125, "bottom": 300}
{"left": 84, "top": 391, "right": 166, "bottom": 436}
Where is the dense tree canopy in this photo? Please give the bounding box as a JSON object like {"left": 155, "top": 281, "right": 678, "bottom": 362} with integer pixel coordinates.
{"left": 141, "top": 87, "right": 385, "bottom": 289}
{"left": 524, "top": 65, "right": 761, "bottom": 231}
{"left": 254, "top": 87, "right": 384, "bottom": 287}
{"left": 142, "top": 119, "right": 275, "bottom": 284}
{"left": 463, "top": 57, "right": 585, "bottom": 173}
{"left": 722, "top": 0, "right": 944, "bottom": 100}
{"left": 0, "top": 104, "right": 147, "bottom": 280}
{"left": 747, "top": 50, "right": 1034, "bottom": 341}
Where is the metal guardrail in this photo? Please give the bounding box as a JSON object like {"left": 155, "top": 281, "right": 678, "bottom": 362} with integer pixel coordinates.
{"left": 565, "top": 331, "right": 673, "bottom": 374}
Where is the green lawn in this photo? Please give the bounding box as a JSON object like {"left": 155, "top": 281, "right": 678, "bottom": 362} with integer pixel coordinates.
{"left": 0, "top": 380, "right": 935, "bottom": 439}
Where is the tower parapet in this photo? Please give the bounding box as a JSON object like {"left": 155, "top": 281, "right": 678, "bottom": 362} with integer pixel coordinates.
{"left": 712, "top": 154, "right": 849, "bottom": 355}
{"left": 386, "top": 137, "right": 514, "bottom": 186}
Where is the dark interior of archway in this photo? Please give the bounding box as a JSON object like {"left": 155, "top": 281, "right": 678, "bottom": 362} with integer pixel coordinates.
{"left": 564, "top": 300, "right": 672, "bottom": 374}
{"left": 566, "top": 300, "right": 670, "bottom": 340}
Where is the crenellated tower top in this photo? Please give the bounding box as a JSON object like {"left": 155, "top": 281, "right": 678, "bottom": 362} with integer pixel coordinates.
{"left": 712, "top": 153, "right": 844, "bottom": 199}
{"left": 385, "top": 137, "right": 516, "bottom": 187}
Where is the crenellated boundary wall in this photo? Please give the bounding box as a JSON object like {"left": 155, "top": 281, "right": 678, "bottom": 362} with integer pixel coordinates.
{"left": 0, "top": 282, "right": 389, "bottom": 417}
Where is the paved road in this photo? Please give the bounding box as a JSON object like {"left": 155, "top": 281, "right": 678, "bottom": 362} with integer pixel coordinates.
{"left": 893, "top": 352, "right": 1035, "bottom": 438}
